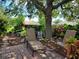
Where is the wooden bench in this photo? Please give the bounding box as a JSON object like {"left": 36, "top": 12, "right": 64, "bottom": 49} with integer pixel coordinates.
{"left": 26, "top": 28, "right": 45, "bottom": 56}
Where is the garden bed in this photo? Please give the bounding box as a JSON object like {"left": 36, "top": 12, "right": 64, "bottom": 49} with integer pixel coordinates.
{"left": 0, "top": 35, "right": 26, "bottom": 48}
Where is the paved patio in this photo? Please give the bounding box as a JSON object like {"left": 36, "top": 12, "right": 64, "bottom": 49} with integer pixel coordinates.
{"left": 0, "top": 43, "right": 66, "bottom": 59}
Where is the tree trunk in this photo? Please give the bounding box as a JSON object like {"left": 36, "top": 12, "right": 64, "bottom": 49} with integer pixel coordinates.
{"left": 45, "top": 15, "right": 52, "bottom": 39}
{"left": 44, "top": 0, "right": 53, "bottom": 40}
{"left": 45, "top": 9, "right": 52, "bottom": 40}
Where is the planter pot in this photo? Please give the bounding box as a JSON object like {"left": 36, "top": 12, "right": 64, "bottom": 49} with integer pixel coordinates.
{"left": 64, "top": 44, "right": 71, "bottom": 57}
{"left": 74, "top": 40, "right": 79, "bottom": 56}
{"left": 64, "top": 43, "right": 79, "bottom": 58}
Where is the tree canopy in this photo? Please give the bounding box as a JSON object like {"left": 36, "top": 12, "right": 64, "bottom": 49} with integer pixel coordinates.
{"left": 0, "top": 0, "right": 79, "bottom": 39}
{"left": 1, "top": 0, "right": 79, "bottom": 19}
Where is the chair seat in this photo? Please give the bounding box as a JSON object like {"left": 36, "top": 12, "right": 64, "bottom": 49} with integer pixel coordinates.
{"left": 29, "top": 41, "right": 44, "bottom": 50}
{"left": 57, "top": 42, "right": 64, "bottom": 46}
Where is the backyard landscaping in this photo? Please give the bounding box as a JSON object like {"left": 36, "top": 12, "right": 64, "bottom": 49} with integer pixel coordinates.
{"left": 0, "top": 22, "right": 79, "bottom": 59}
{"left": 0, "top": 0, "right": 79, "bottom": 59}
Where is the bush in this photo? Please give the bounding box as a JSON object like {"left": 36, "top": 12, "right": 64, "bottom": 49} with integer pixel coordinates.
{"left": 66, "top": 37, "right": 77, "bottom": 44}
{"left": 53, "top": 25, "right": 66, "bottom": 38}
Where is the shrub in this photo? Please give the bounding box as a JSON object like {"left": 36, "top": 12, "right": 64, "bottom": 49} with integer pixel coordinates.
{"left": 53, "top": 25, "right": 66, "bottom": 38}
{"left": 66, "top": 37, "right": 77, "bottom": 44}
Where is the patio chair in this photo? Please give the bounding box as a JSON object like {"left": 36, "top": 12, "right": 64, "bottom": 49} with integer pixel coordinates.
{"left": 56, "top": 30, "right": 76, "bottom": 45}
{"left": 26, "top": 28, "right": 45, "bottom": 56}
{"left": 46, "top": 30, "right": 77, "bottom": 57}
{"left": 63, "top": 30, "right": 77, "bottom": 44}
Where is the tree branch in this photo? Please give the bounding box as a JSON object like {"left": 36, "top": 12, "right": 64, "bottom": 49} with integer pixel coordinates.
{"left": 30, "top": 0, "right": 45, "bottom": 13}
{"left": 53, "top": 0, "right": 73, "bottom": 9}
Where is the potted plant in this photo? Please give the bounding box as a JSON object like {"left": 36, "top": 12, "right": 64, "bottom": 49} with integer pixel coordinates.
{"left": 65, "top": 37, "right": 78, "bottom": 58}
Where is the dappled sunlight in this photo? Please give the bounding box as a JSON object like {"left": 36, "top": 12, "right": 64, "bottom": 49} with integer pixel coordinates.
{"left": 0, "top": 0, "right": 79, "bottom": 59}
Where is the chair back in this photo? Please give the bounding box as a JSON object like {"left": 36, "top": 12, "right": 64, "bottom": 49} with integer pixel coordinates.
{"left": 63, "top": 30, "right": 76, "bottom": 44}
{"left": 27, "top": 28, "right": 36, "bottom": 41}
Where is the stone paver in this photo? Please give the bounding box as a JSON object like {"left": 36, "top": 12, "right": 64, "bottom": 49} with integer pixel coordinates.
{"left": 0, "top": 43, "right": 42, "bottom": 59}
{"left": 0, "top": 43, "right": 66, "bottom": 59}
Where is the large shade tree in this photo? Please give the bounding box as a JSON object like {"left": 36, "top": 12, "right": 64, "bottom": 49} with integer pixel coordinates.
{"left": 1, "top": 0, "right": 79, "bottom": 39}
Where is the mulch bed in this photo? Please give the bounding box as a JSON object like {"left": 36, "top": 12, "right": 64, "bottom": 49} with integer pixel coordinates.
{"left": 0, "top": 35, "right": 26, "bottom": 47}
